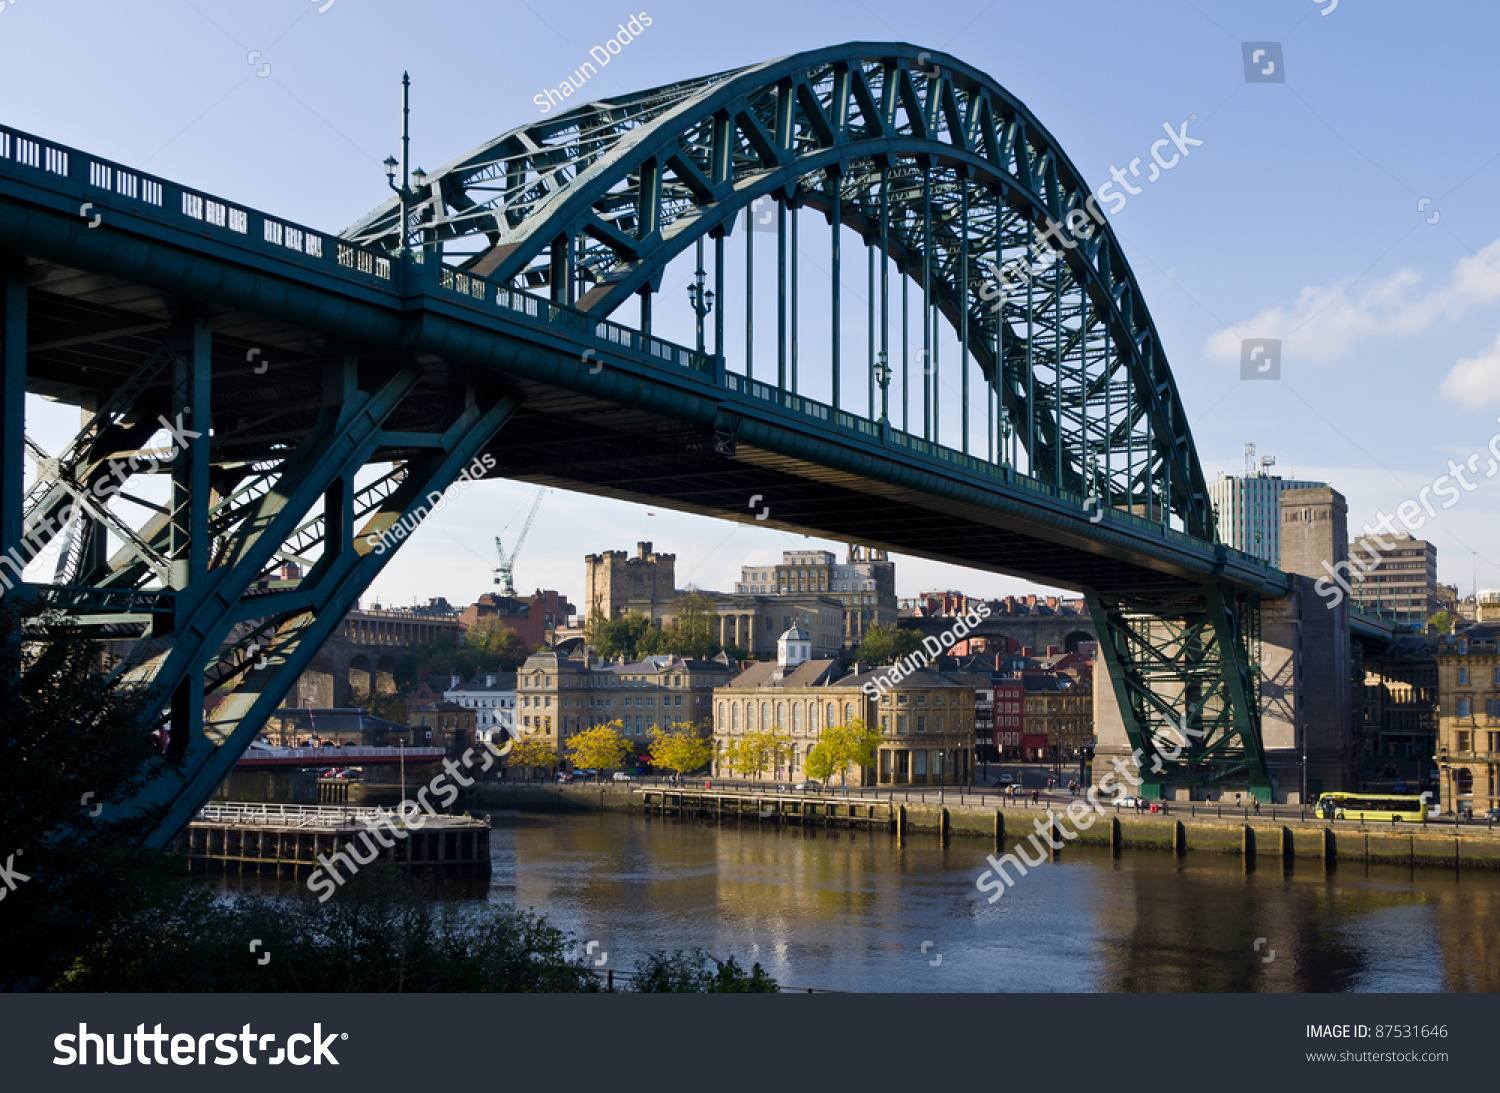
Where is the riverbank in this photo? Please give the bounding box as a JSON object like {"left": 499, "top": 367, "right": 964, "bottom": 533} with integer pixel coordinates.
{"left": 431, "top": 782, "right": 1500, "bottom": 871}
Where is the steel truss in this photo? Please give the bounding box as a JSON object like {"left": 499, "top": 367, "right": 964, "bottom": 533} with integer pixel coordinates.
{"left": 5, "top": 300, "right": 521, "bottom": 846}
{"left": 342, "top": 44, "right": 1210, "bottom": 540}
{"left": 1086, "top": 586, "right": 1271, "bottom": 799}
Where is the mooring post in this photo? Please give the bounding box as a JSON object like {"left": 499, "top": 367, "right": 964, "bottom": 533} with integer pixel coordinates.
{"left": 1173, "top": 820, "right": 1187, "bottom": 856}
{"left": 994, "top": 809, "right": 1004, "bottom": 851}
{"left": 939, "top": 807, "right": 951, "bottom": 845}
{"left": 1242, "top": 824, "right": 1256, "bottom": 870}
{"left": 1110, "top": 816, "right": 1122, "bottom": 855}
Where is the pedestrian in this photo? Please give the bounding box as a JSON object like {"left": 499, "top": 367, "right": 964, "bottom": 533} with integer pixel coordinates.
{"left": 1031, "top": 789, "right": 1039, "bottom": 804}
{"left": 1253, "top": 799, "right": 1261, "bottom": 815}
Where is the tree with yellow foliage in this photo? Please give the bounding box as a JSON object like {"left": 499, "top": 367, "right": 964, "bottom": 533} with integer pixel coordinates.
{"left": 506, "top": 732, "right": 559, "bottom": 779}
{"left": 564, "top": 721, "right": 630, "bottom": 774}
{"left": 648, "top": 722, "right": 714, "bottom": 779}
{"left": 728, "top": 728, "right": 790, "bottom": 782}
{"left": 810, "top": 718, "right": 883, "bottom": 788}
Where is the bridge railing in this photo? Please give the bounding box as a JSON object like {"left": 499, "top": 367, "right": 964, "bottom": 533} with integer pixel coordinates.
{"left": 0, "top": 121, "right": 400, "bottom": 290}
{"left": 238, "top": 746, "right": 448, "bottom": 762}
{"left": 194, "top": 801, "right": 394, "bottom": 825}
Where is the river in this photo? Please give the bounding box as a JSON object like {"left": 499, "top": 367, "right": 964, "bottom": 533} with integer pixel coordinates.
{"left": 487, "top": 809, "right": 1500, "bottom": 992}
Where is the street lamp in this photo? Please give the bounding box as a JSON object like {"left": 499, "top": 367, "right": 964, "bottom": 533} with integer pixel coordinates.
{"left": 383, "top": 72, "right": 423, "bottom": 256}
{"left": 873, "top": 350, "right": 892, "bottom": 424}
{"left": 686, "top": 237, "right": 715, "bottom": 354}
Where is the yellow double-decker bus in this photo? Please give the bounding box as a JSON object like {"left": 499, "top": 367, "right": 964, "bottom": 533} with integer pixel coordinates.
{"left": 1314, "top": 792, "right": 1428, "bottom": 823}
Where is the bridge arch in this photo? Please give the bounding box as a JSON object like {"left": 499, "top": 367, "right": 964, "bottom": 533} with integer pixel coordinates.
{"left": 344, "top": 43, "right": 1210, "bottom": 537}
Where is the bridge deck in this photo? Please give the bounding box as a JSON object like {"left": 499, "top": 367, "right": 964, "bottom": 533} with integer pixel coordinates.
{"left": 0, "top": 120, "right": 1289, "bottom": 599}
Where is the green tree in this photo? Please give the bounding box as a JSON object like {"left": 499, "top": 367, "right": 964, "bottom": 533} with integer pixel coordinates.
{"left": 590, "top": 611, "right": 658, "bottom": 661}
{"left": 818, "top": 717, "right": 884, "bottom": 788}
{"left": 1427, "top": 610, "right": 1453, "bottom": 634}
{"left": 658, "top": 591, "right": 723, "bottom": 659}
{"left": 564, "top": 721, "right": 630, "bottom": 773}
{"left": 648, "top": 722, "right": 714, "bottom": 778}
{"left": 855, "top": 624, "right": 926, "bottom": 665}
{"left": 465, "top": 618, "right": 534, "bottom": 669}
{"left": 803, "top": 741, "right": 837, "bottom": 784}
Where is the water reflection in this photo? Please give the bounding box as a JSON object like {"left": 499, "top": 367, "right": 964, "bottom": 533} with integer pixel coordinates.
{"left": 488, "top": 811, "right": 1500, "bottom": 993}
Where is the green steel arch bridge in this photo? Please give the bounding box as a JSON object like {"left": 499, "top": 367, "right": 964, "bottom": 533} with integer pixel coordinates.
{"left": 0, "top": 43, "right": 1357, "bottom": 845}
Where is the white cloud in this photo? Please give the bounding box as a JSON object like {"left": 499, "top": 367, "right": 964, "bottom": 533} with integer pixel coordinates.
{"left": 1204, "top": 238, "right": 1500, "bottom": 363}
{"left": 1439, "top": 332, "right": 1500, "bottom": 406}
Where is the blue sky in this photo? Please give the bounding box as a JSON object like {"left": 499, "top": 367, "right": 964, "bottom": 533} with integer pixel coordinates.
{"left": 9, "top": 0, "right": 1500, "bottom": 612}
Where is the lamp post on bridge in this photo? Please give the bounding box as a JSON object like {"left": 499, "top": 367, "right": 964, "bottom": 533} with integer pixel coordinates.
{"left": 383, "top": 73, "right": 427, "bottom": 258}
{"left": 874, "top": 351, "right": 891, "bottom": 438}
{"left": 687, "top": 239, "right": 715, "bottom": 355}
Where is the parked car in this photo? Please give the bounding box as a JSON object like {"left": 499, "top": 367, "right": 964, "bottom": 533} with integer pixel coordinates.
{"left": 1116, "top": 796, "right": 1142, "bottom": 809}
{"left": 1393, "top": 781, "right": 1408, "bottom": 794}
{"left": 1381, "top": 763, "right": 1399, "bottom": 777}
{"left": 1486, "top": 808, "right": 1500, "bottom": 822}
{"left": 794, "top": 780, "right": 821, "bottom": 791}
{"left": 998, "top": 773, "right": 1015, "bottom": 784}
{"left": 612, "top": 772, "right": 634, "bottom": 782}
{"left": 574, "top": 768, "right": 597, "bottom": 779}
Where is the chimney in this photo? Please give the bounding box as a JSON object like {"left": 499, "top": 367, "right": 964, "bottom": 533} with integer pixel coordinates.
{"left": 1022, "top": 646, "right": 1034, "bottom": 657}
{"left": 1047, "top": 646, "right": 1059, "bottom": 657}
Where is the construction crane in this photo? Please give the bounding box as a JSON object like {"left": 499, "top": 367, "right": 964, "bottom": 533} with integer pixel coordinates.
{"left": 493, "top": 487, "right": 546, "bottom": 594}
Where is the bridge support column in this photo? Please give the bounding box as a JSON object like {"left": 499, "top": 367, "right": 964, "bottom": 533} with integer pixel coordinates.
{"left": 1, "top": 260, "right": 24, "bottom": 576}
{"left": 1261, "top": 487, "right": 1357, "bottom": 803}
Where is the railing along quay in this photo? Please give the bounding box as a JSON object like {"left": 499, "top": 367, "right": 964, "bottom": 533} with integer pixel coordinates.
{"left": 637, "top": 787, "right": 894, "bottom": 828}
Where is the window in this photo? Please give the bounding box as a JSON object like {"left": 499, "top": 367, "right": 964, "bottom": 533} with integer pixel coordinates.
{"left": 880, "top": 715, "right": 890, "bottom": 733}
{"left": 916, "top": 715, "right": 926, "bottom": 733}
{"left": 1460, "top": 668, "right": 1470, "bottom": 685}
{"left": 935, "top": 716, "right": 943, "bottom": 733}
{"left": 1458, "top": 698, "right": 1472, "bottom": 719}
{"left": 1490, "top": 732, "right": 1500, "bottom": 754}
{"left": 897, "top": 715, "right": 908, "bottom": 734}
{"left": 1458, "top": 729, "right": 1472, "bottom": 752}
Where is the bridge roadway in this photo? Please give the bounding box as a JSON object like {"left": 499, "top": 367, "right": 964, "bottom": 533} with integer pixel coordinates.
{"left": 0, "top": 120, "right": 1285, "bottom": 601}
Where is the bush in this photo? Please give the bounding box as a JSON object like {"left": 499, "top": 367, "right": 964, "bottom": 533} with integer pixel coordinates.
{"left": 629, "top": 948, "right": 779, "bottom": 993}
